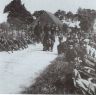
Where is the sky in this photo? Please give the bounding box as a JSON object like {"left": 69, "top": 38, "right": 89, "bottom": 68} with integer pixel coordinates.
{"left": 0, "top": 0, "right": 96, "bottom": 23}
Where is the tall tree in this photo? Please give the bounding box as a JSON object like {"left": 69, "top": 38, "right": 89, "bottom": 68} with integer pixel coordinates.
{"left": 54, "top": 10, "right": 66, "bottom": 20}
{"left": 77, "top": 8, "right": 96, "bottom": 32}
{"left": 66, "top": 11, "right": 74, "bottom": 20}
{"left": 4, "top": 0, "right": 33, "bottom": 30}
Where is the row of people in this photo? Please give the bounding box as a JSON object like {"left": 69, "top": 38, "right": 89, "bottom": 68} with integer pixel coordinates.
{"left": 34, "top": 22, "right": 57, "bottom": 51}
{"left": 57, "top": 30, "right": 87, "bottom": 65}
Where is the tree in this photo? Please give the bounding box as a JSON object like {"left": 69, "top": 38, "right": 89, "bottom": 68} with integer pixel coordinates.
{"left": 4, "top": 0, "right": 33, "bottom": 30}
{"left": 66, "top": 11, "right": 74, "bottom": 20}
{"left": 77, "top": 8, "right": 96, "bottom": 32}
{"left": 54, "top": 10, "right": 66, "bottom": 20}
{"left": 33, "top": 10, "right": 45, "bottom": 18}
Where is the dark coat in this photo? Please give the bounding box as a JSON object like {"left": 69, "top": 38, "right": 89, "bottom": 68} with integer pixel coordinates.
{"left": 34, "top": 24, "right": 42, "bottom": 37}
{"left": 66, "top": 48, "right": 77, "bottom": 62}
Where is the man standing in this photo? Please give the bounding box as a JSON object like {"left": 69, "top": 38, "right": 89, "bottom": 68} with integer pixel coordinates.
{"left": 43, "top": 24, "right": 55, "bottom": 51}
{"left": 66, "top": 44, "right": 77, "bottom": 63}
{"left": 43, "top": 24, "right": 50, "bottom": 51}
{"left": 34, "top": 21, "right": 42, "bottom": 43}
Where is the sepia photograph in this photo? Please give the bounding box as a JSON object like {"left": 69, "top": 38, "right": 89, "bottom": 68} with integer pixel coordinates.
{"left": 0, "top": 0, "right": 96, "bottom": 94}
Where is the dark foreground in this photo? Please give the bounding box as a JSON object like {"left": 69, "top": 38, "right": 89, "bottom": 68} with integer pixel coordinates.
{"left": 22, "top": 54, "right": 82, "bottom": 94}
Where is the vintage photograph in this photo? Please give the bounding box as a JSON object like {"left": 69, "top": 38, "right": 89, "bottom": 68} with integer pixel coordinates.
{"left": 0, "top": 0, "right": 96, "bottom": 94}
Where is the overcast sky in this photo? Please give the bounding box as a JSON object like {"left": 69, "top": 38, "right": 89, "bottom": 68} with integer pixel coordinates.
{"left": 0, "top": 0, "right": 96, "bottom": 23}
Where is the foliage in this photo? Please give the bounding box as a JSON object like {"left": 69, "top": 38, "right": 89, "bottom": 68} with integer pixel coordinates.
{"left": 77, "top": 8, "right": 96, "bottom": 32}
{"left": 4, "top": 0, "right": 33, "bottom": 30}
{"left": 54, "top": 10, "right": 66, "bottom": 20}
{"left": 33, "top": 10, "right": 45, "bottom": 18}
{"left": 22, "top": 54, "right": 79, "bottom": 94}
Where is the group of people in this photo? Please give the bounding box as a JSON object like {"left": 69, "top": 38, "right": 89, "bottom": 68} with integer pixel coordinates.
{"left": 42, "top": 24, "right": 56, "bottom": 51}
{"left": 34, "top": 21, "right": 96, "bottom": 94}
{"left": 34, "top": 21, "right": 58, "bottom": 51}
{"left": 57, "top": 27, "right": 88, "bottom": 65}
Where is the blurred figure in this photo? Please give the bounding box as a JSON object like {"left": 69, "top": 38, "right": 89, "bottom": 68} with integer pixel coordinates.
{"left": 34, "top": 21, "right": 42, "bottom": 43}
{"left": 58, "top": 32, "right": 63, "bottom": 44}
{"left": 66, "top": 44, "right": 77, "bottom": 63}
{"left": 43, "top": 24, "right": 50, "bottom": 51}
{"left": 43, "top": 24, "right": 55, "bottom": 51}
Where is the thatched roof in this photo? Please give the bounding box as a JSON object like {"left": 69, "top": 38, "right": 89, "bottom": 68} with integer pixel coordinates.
{"left": 32, "top": 11, "right": 63, "bottom": 29}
